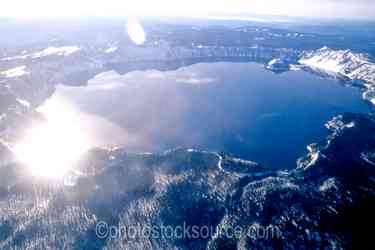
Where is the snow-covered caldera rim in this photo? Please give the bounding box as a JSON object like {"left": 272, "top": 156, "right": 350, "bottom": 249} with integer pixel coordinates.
{"left": 299, "top": 46, "right": 375, "bottom": 82}
{"left": 302, "top": 46, "right": 373, "bottom": 60}
{"left": 299, "top": 46, "right": 375, "bottom": 106}
{"left": 1, "top": 46, "right": 81, "bottom": 61}
{"left": 0, "top": 65, "right": 29, "bottom": 78}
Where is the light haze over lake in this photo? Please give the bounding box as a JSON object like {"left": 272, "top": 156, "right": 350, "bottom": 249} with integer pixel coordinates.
{"left": 40, "top": 62, "right": 371, "bottom": 169}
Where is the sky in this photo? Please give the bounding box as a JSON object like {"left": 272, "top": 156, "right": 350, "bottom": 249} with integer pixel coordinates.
{"left": 1, "top": 0, "right": 374, "bottom": 20}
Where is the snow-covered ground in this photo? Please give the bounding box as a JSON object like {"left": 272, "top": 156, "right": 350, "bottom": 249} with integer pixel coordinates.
{"left": 1, "top": 46, "right": 80, "bottom": 61}
{"left": 104, "top": 46, "right": 118, "bottom": 53}
{"left": 299, "top": 47, "right": 375, "bottom": 105}
{"left": 0, "top": 66, "right": 28, "bottom": 78}
{"left": 299, "top": 47, "right": 375, "bottom": 84}
{"left": 31, "top": 46, "right": 80, "bottom": 58}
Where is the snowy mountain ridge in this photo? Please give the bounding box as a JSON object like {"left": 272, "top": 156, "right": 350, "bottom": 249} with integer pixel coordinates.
{"left": 299, "top": 46, "right": 375, "bottom": 104}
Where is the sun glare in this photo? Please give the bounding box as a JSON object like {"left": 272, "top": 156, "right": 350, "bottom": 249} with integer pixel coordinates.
{"left": 12, "top": 98, "right": 91, "bottom": 179}
{"left": 127, "top": 17, "right": 146, "bottom": 45}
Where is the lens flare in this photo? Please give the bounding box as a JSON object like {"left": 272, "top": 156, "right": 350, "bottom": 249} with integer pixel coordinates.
{"left": 127, "top": 17, "right": 146, "bottom": 45}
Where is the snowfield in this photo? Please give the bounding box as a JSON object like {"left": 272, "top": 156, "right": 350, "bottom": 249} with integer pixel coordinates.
{"left": 1, "top": 46, "right": 80, "bottom": 61}
{"left": 299, "top": 47, "right": 375, "bottom": 105}
{"left": 31, "top": 46, "right": 80, "bottom": 58}
{"left": 104, "top": 46, "right": 118, "bottom": 53}
{"left": 299, "top": 47, "right": 375, "bottom": 84}
{"left": 0, "top": 66, "right": 28, "bottom": 78}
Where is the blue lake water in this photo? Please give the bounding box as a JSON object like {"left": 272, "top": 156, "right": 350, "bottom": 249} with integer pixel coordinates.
{"left": 42, "top": 62, "right": 371, "bottom": 169}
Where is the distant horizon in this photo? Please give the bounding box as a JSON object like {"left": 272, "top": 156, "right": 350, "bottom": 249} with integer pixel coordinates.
{"left": 1, "top": 13, "right": 375, "bottom": 23}
{"left": 0, "top": 0, "right": 374, "bottom": 20}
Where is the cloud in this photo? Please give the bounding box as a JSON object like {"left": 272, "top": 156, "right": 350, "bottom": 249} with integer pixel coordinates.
{"left": 175, "top": 77, "right": 217, "bottom": 85}
{"left": 88, "top": 69, "right": 219, "bottom": 87}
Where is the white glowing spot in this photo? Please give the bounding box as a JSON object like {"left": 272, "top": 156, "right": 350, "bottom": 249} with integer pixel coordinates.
{"left": 13, "top": 97, "right": 90, "bottom": 179}
{"left": 16, "top": 98, "right": 31, "bottom": 108}
{"left": 105, "top": 46, "right": 118, "bottom": 53}
{"left": 127, "top": 17, "right": 146, "bottom": 45}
